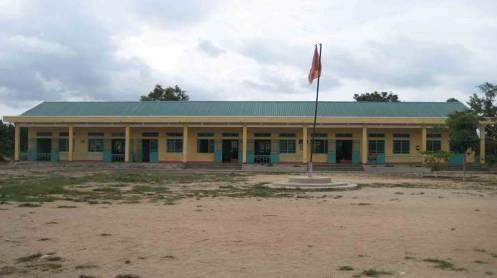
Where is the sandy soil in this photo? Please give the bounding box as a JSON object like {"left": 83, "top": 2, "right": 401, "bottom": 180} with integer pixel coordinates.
{"left": 1, "top": 184, "right": 497, "bottom": 277}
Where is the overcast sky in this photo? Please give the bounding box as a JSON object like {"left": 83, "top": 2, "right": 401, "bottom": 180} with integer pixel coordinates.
{"left": 1, "top": 0, "right": 496, "bottom": 116}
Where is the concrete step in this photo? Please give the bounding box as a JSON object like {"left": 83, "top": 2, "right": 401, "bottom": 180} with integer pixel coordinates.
{"left": 433, "top": 164, "right": 488, "bottom": 171}
{"left": 312, "top": 164, "right": 362, "bottom": 172}
{"left": 185, "top": 162, "right": 242, "bottom": 170}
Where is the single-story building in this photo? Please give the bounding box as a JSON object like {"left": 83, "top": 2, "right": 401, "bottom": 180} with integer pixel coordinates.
{"left": 3, "top": 101, "right": 487, "bottom": 166}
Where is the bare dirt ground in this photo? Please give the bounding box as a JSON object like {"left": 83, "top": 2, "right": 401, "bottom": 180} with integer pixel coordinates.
{"left": 0, "top": 164, "right": 497, "bottom": 277}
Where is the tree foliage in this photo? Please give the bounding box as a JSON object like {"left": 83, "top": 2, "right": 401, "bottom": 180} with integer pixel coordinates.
{"left": 468, "top": 82, "right": 497, "bottom": 117}
{"left": 354, "top": 91, "right": 399, "bottom": 102}
{"left": 140, "top": 85, "right": 189, "bottom": 101}
{"left": 446, "top": 98, "right": 459, "bottom": 103}
{"left": 0, "top": 120, "right": 14, "bottom": 160}
{"left": 446, "top": 111, "right": 480, "bottom": 154}
{"left": 467, "top": 82, "right": 497, "bottom": 164}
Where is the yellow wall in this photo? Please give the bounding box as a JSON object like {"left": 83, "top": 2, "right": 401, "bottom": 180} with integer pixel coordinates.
{"left": 25, "top": 126, "right": 472, "bottom": 164}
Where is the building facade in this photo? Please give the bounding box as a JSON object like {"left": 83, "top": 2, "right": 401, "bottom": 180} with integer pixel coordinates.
{"left": 4, "top": 101, "right": 486, "bottom": 165}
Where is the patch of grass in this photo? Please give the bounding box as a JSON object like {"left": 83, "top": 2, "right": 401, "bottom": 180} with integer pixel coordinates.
{"left": 56, "top": 205, "right": 77, "bottom": 208}
{"left": 115, "top": 274, "right": 140, "bottom": 278}
{"left": 0, "top": 266, "right": 18, "bottom": 275}
{"left": 361, "top": 269, "right": 393, "bottom": 277}
{"left": 130, "top": 185, "right": 168, "bottom": 194}
{"left": 0, "top": 175, "right": 76, "bottom": 202}
{"left": 475, "top": 248, "right": 487, "bottom": 253}
{"left": 423, "top": 258, "right": 465, "bottom": 271}
{"left": 74, "top": 264, "right": 99, "bottom": 270}
{"left": 99, "top": 233, "right": 112, "bottom": 237}
{"left": 92, "top": 187, "right": 121, "bottom": 193}
{"left": 27, "top": 262, "right": 62, "bottom": 271}
{"left": 338, "top": 265, "right": 354, "bottom": 271}
{"left": 491, "top": 253, "right": 497, "bottom": 258}
{"left": 474, "top": 260, "right": 488, "bottom": 264}
{"left": 161, "top": 255, "right": 176, "bottom": 260}
{"left": 16, "top": 253, "right": 42, "bottom": 263}
{"left": 404, "top": 256, "right": 416, "bottom": 260}
{"left": 18, "top": 202, "right": 41, "bottom": 207}
{"left": 45, "top": 256, "right": 63, "bottom": 262}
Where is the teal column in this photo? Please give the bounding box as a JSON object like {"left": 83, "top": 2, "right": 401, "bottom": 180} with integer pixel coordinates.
{"left": 271, "top": 140, "right": 279, "bottom": 164}
{"left": 51, "top": 138, "right": 59, "bottom": 161}
{"left": 129, "top": 139, "right": 134, "bottom": 162}
{"left": 327, "top": 139, "right": 336, "bottom": 164}
{"left": 214, "top": 140, "right": 222, "bottom": 163}
{"left": 449, "top": 153, "right": 464, "bottom": 165}
{"left": 352, "top": 140, "right": 360, "bottom": 165}
{"left": 137, "top": 139, "right": 142, "bottom": 162}
{"left": 28, "top": 138, "right": 37, "bottom": 161}
{"left": 150, "top": 139, "right": 158, "bottom": 163}
{"left": 103, "top": 139, "right": 111, "bottom": 162}
{"left": 247, "top": 140, "right": 254, "bottom": 164}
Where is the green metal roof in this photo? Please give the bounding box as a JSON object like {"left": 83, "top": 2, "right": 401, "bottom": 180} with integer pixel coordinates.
{"left": 20, "top": 101, "right": 468, "bottom": 117}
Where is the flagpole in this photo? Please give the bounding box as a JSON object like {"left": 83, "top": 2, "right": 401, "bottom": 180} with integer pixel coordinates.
{"left": 309, "top": 43, "right": 322, "bottom": 176}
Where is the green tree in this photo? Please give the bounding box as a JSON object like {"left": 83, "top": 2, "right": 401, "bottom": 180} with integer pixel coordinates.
{"left": 467, "top": 82, "right": 497, "bottom": 164}
{"left": 140, "top": 85, "right": 189, "bottom": 101}
{"left": 0, "top": 120, "right": 14, "bottom": 160}
{"left": 446, "top": 98, "right": 459, "bottom": 103}
{"left": 353, "top": 91, "right": 399, "bottom": 102}
{"left": 446, "top": 111, "right": 480, "bottom": 179}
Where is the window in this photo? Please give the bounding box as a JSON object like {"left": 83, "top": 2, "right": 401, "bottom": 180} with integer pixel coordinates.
{"left": 88, "top": 139, "right": 104, "bottom": 152}
{"left": 336, "top": 133, "right": 352, "bottom": 138}
{"left": 311, "top": 133, "right": 327, "bottom": 138}
{"left": 197, "top": 139, "right": 214, "bottom": 153}
{"left": 167, "top": 139, "right": 183, "bottom": 153}
{"left": 142, "top": 132, "right": 159, "bottom": 137}
{"left": 88, "top": 132, "right": 104, "bottom": 137}
{"left": 37, "top": 132, "right": 52, "bottom": 137}
{"left": 254, "top": 133, "right": 271, "bottom": 137}
{"left": 279, "top": 133, "right": 296, "bottom": 138}
{"left": 427, "top": 134, "right": 442, "bottom": 152}
{"left": 279, "top": 139, "right": 296, "bottom": 153}
{"left": 393, "top": 133, "right": 410, "bottom": 154}
{"left": 166, "top": 132, "right": 183, "bottom": 137}
{"left": 88, "top": 132, "right": 104, "bottom": 152}
{"left": 59, "top": 138, "right": 69, "bottom": 152}
{"left": 198, "top": 132, "right": 214, "bottom": 137}
{"left": 312, "top": 140, "right": 328, "bottom": 154}
{"left": 369, "top": 133, "right": 384, "bottom": 138}
{"left": 222, "top": 132, "right": 239, "bottom": 137}
{"left": 368, "top": 140, "right": 385, "bottom": 154}
{"left": 112, "top": 132, "right": 125, "bottom": 137}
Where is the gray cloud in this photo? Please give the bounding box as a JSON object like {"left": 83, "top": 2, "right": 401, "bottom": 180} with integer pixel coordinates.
{"left": 197, "top": 39, "right": 225, "bottom": 57}
{"left": 330, "top": 38, "right": 472, "bottom": 88}
{"left": 0, "top": 1, "right": 157, "bottom": 108}
{"left": 1, "top": 0, "right": 497, "bottom": 115}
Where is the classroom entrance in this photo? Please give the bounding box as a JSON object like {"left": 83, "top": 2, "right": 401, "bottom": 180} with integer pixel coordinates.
{"left": 336, "top": 140, "right": 353, "bottom": 163}
{"left": 222, "top": 140, "right": 239, "bottom": 162}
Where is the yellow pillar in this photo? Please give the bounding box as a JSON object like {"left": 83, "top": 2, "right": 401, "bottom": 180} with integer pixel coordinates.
{"left": 125, "top": 126, "right": 131, "bottom": 162}
{"left": 242, "top": 126, "right": 247, "bottom": 164}
{"left": 14, "top": 125, "right": 20, "bottom": 161}
{"left": 480, "top": 125, "right": 486, "bottom": 165}
{"left": 182, "top": 125, "right": 188, "bottom": 163}
{"left": 421, "top": 127, "right": 427, "bottom": 152}
{"left": 68, "top": 126, "right": 74, "bottom": 161}
{"left": 361, "top": 127, "right": 368, "bottom": 164}
{"left": 302, "top": 126, "right": 308, "bottom": 163}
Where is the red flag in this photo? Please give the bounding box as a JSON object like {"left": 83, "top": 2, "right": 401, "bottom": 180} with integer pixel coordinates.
{"left": 308, "top": 45, "right": 321, "bottom": 84}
